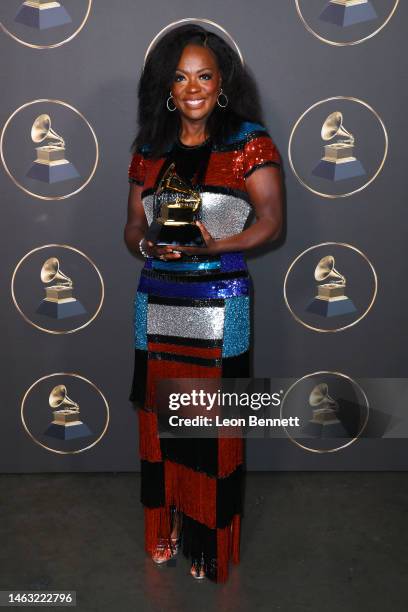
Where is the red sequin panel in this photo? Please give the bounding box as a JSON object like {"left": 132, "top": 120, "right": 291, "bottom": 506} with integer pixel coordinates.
{"left": 217, "top": 513, "right": 241, "bottom": 582}
{"left": 242, "top": 135, "right": 281, "bottom": 178}
{"left": 130, "top": 134, "right": 281, "bottom": 192}
{"left": 145, "top": 352, "right": 221, "bottom": 411}
{"left": 165, "top": 460, "right": 216, "bottom": 529}
{"left": 128, "top": 152, "right": 146, "bottom": 184}
{"left": 148, "top": 341, "right": 222, "bottom": 360}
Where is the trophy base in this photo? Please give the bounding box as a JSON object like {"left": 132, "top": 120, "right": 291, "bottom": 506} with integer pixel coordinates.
{"left": 26, "top": 161, "right": 80, "bottom": 184}
{"left": 36, "top": 298, "right": 87, "bottom": 319}
{"left": 319, "top": 2, "right": 377, "bottom": 27}
{"left": 302, "top": 420, "right": 349, "bottom": 439}
{"left": 306, "top": 296, "right": 357, "bottom": 317}
{"left": 14, "top": 4, "right": 72, "bottom": 29}
{"left": 145, "top": 221, "right": 206, "bottom": 247}
{"left": 312, "top": 158, "right": 366, "bottom": 182}
{"left": 44, "top": 422, "right": 92, "bottom": 440}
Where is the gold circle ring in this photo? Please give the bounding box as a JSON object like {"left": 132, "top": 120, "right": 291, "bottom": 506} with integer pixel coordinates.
{"left": 280, "top": 370, "right": 370, "bottom": 453}
{"left": 294, "top": 0, "right": 399, "bottom": 47}
{"left": 21, "top": 372, "right": 110, "bottom": 455}
{"left": 283, "top": 241, "right": 378, "bottom": 333}
{"left": 144, "top": 18, "right": 244, "bottom": 68}
{"left": 11, "top": 243, "right": 105, "bottom": 335}
{"left": 0, "top": 0, "right": 93, "bottom": 50}
{"left": 1, "top": 98, "right": 99, "bottom": 201}
{"left": 288, "top": 96, "right": 388, "bottom": 199}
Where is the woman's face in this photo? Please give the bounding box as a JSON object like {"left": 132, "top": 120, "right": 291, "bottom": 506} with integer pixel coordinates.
{"left": 171, "top": 44, "right": 222, "bottom": 123}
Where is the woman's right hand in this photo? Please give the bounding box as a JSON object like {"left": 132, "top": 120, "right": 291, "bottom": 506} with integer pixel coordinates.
{"left": 141, "top": 238, "right": 182, "bottom": 260}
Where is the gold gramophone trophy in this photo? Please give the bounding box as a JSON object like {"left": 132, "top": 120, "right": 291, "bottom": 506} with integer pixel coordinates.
{"left": 319, "top": 0, "right": 377, "bottom": 27}
{"left": 303, "top": 383, "right": 348, "bottom": 438}
{"left": 312, "top": 111, "right": 366, "bottom": 181}
{"left": 145, "top": 162, "right": 206, "bottom": 246}
{"left": 306, "top": 255, "right": 357, "bottom": 317}
{"left": 44, "top": 385, "right": 92, "bottom": 440}
{"left": 26, "top": 114, "right": 79, "bottom": 184}
{"left": 15, "top": 0, "right": 72, "bottom": 30}
{"left": 36, "top": 257, "right": 86, "bottom": 319}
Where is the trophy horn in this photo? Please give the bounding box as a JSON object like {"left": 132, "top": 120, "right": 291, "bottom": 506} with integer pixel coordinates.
{"left": 321, "top": 111, "right": 354, "bottom": 145}
{"left": 309, "top": 383, "right": 337, "bottom": 408}
{"left": 31, "top": 114, "right": 65, "bottom": 148}
{"left": 49, "top": 384, "right": 79, "bottom": 412}
{"left": 314, "top": 255, "right": 346, "bottom": 285}
{"left": 40, "top": 257, "right": 72, "bottom": 287}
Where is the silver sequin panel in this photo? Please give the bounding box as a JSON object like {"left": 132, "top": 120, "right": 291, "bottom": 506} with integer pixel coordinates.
{"left": 142, "top": 192, "right": 252, "bottom": 239}
{"left": 147, "top": 303, "right": 225, "bottom": 340}
{"left": 142, "top": 194, "right": 155, "bottom": 226}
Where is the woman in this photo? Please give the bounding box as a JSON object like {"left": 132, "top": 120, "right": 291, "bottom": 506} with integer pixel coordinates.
{"left": 124, "top": 24, "right": 283, "bottom": 582}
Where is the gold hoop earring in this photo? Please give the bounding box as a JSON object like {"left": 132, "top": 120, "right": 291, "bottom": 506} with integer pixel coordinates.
{"left": 166, "top": 92, "right": 177, "bottom": 112}
{"left": 217, "top": 88, "right": 228, "bottom": 108}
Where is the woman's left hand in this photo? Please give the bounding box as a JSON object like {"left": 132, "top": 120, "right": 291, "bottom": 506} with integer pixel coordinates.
{"left": 173, "top": 221, "right": 218, "bottom": 256}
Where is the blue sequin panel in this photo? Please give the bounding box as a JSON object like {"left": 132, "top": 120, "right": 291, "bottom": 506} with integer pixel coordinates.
{"left": 134, "top": 291, "right": 148, "bottom": 349}
{"left": 137, "top": 275, "right": 249, "bottom": 299}
{"left": 220, "top": 252, "right": 247, "bottom": 272}
{"left": 223, "top": 121, "right": 266, "bottom": 145}
{"left": 151, "top": 259, "right": 221, "bottom": 272}
{"left": 222, "top": 295, "right": 250, "bottom": 357}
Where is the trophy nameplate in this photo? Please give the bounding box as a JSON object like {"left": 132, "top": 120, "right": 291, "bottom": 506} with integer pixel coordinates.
{"left": 145, "top": 163, "right": 206, "bottom": 247}
{"left": 15, "top": 0, "right": 72, "bottom": 30}
{"left": 319, "top": 0, "right": 377, "bottom": 27}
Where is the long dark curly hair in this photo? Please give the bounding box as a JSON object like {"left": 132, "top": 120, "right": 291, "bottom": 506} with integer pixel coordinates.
{"left": 132, "top": 24, "right": 265, "bottom": 158}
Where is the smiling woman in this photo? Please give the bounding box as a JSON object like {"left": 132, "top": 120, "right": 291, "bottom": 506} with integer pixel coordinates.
{"left": 124, "top": 24, "right": 283, "bottom": 583}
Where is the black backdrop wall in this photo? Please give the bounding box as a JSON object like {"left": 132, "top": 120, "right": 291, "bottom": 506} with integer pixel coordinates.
{"left": 1, "top": 0, "right": 407, "bottom": 472}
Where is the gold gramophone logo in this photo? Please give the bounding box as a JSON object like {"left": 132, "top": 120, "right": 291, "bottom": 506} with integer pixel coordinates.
{"left": 312, "top": 112, "right": 365, "bottom": 182}
{"left": 1, "top": 1, "right": 93, "bottom": 49}
{"left": 294, "top": 0, "right": 399, "bottom": 47}
{"left": 280, "top": 371, "right": 370, "bottom": 453}
{"left": 14, "top": 0, "right": 71, "bottom": 30}
{"left": 306, "top": 255, "right": 356, "bottom": 318}
{"left": 1, "top": 99, "right": 98, "bottom": 200}
{"left": 36, "top": 257, "right": 86, "bottom": 319}
{"left": 21, "top": 373, "right": 109, "bottom": 454}
{"left": 27, "top": 114, "right": 80, "bottom": 184}
{"left": 45, "top": 384, "right": 92, "bottom": 440}
{"left": 283, "top": 242, "right": 378, "bottom": 333}
{"left": 12, "top": 244, "right": 104, "bottom": 334}
{"left": 288, "top": 97, "right": 388, "bottom": 199}
{"left": 146, "top": 162, "right": 205, "bottom": 246}
{"left": 305, "top": 383, "right": 348, "bottom": 438}
{"left": 319, "top": 0, "right": 377, "bottom": 27}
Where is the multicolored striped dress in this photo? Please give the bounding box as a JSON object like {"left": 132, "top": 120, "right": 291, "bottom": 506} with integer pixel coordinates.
{"left": 128, "top": 121, "right": 281, "bottom": 582}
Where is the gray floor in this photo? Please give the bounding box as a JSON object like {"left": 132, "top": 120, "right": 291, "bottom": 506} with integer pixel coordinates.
{"left": 1, "top": 472, "right": 407, "bottom": 612}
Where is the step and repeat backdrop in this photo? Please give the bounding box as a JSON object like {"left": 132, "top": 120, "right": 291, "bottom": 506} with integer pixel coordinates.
{"left": 1, "top": 0, "right": 406, "bottom": 472}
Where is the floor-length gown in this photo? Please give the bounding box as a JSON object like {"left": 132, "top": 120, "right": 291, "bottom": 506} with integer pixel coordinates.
{"left": 128, "top": 121, "right": 281, "bottom": 582}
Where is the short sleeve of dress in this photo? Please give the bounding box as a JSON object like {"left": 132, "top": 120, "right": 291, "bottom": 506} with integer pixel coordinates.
{"left": 243, "top": 132, "right": 281, "bottom": 180}
{"left": 128, "top": 150, "right": 146, "bottom": 186}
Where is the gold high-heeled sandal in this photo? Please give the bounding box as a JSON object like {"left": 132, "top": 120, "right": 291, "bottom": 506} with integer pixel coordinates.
{"left": 152, "top": 537, "right": 179, "bottom": 565}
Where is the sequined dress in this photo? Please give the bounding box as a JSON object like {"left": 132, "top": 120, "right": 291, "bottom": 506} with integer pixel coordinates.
{"left": 128, "top": 121, "right": 281, "bottom": 582}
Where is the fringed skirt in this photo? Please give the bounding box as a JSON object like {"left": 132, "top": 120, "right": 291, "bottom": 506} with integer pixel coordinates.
{"left": 129, "top": 252, "right": 251, "bottom": 582}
